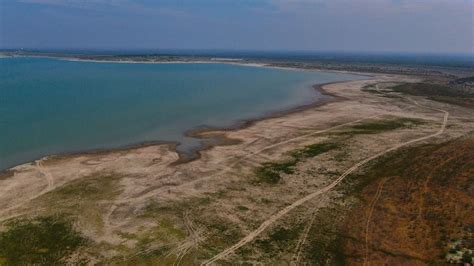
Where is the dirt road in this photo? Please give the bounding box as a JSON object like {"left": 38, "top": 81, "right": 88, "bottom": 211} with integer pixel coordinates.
{"left": 202, "top": 98, "right": 449, "bottom": 265}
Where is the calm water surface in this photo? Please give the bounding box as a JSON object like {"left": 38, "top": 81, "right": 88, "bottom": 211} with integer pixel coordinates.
{"left": 0, "top": 57, "right": 365, "bottom": 170}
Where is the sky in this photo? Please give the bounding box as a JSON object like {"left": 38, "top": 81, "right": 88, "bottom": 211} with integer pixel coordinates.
{"left": 0, "top": 0, "right": 473, "bottom": 54}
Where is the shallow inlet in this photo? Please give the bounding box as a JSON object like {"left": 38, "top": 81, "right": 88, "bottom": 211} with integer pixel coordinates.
{"left": 0, "top": 57, "right": 366, "bottom": 170}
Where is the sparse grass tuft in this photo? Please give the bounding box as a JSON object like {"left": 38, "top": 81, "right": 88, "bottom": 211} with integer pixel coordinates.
{"left": 290, "top": 143, "right": 340, "bottom": 159}
{"left": 390, "top": 82, "right": 474, "bottom": 108}
{"left": 304, "top": 207, "right": 347, "bottom": 265}
{"left": 269, "top": 227, "right": 300, "bottom": 242}
{"left": 252, "top": 225, "right": 303, "bottom": 258}
{"left": 237, "top": 205, "right": 249, "bottom": 211}
{"left": 339, "top": 117, "right": 426, "bottom": 135}
{"left": 256, "top": 160, "right": 297, "bottom": 184}
{"left": 44, "top": 172, "right": 123, "bottom": 201}
{"left": 0, "top": 215, "right": 86, "bottom": 265}
{"left": 34, "top": 172, "right": 124, "bottom": 233}
{"left": 256, "top": 143, "right": 340, "bottom": 184}
{"left": 200, "top": 217, "right": 243, "bottom": 255}
{"left": 391, "top": 83, "right": 473, "bottom": 98}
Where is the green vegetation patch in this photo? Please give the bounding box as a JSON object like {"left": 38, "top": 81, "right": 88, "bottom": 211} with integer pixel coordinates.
{"left": 341, "top": 144, "right": 437, "bottom": 195}
{"left": 32, "top": 172, "right": 124, "bottom": 234}
{"left": 45, "top": 172, "right": 123, "bottom": 201}
{"left": 250, "top": 224, "right": 303, "bottom": 259}
{"left": 0, "top": 216, "right": 86, "bottom": 265}
{"left": 256, "top": 160, "right": 297, "bottom": 184}
{"left": 256, "top": 143, "right": 340, "bottom": 184}
{"left": 200, "top": 217, "right": 243, "bottom": 256}
{"left": 133, "top": 219, "right": 186, "bottom": 251}
{"left": 105, "top": 215, "right": 188, "bottom": 263}
{"left": 341, "top": 117, "right": 426, "bottom": 135}
{"left": 390, "top": 82, "right": 474, "bottom": 108}
{"left": 342, "top": 135, "right": 474, "bottom": 195}
{"left": 141, "top": 200, "right": 189, "bottom": 218}
{"left": 269, "top": 226, "right": 300, "bottom": 242}
{"left": 303, "top": 207, "right": 348, "bottom": 265}
{"left": 290, "top": 143, "right": 340, "bottom": 159}
{"left": 391, "top": 83, "right": 473, "bottom": 98}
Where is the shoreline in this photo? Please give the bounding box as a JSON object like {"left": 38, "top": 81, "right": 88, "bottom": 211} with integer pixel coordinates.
{"left": 1, "top": 78, "right": 373, "bottom": 174}
{"left": 174, "top": 82, "right": 350, "bottom": 164}
{"left": 2, "top": 54, "right": 374, "bottom": 77}
{"left": 2, "top": 54, "right": 473, "bottom": 265}
{"left": 0, "top": 55, "right": 374, "bottom": 172}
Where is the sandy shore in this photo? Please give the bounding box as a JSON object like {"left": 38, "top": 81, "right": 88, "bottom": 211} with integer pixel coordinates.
{"left": 0, "top": 55, "right": 370, "bottom": 171}
{"left": 1, "top": 74, "right": 473, "bottom": 264}
{"left": 0, "top": 80, "right": 348, "bottom": 172}
{"left": 3, "top": 53, "right": 376, "bottom": 77}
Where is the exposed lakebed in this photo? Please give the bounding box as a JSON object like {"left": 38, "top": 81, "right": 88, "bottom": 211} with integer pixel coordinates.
{"left": 0, "top": 57, "right": 365, "bottom": 170}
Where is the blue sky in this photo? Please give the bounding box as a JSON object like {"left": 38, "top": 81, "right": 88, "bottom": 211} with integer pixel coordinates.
{"left": 0, "top": 0, "right": 472, "bottom": 53}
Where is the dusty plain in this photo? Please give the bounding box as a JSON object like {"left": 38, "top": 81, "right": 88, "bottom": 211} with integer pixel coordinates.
{"left": 0, "top": 67, "right": 473, "bottom": 265}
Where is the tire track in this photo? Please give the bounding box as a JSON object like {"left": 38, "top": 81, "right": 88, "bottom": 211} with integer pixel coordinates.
{"left": 202, "top": 99, "right": 448, "bottom": 265}
{"left": 103, "top": 116, "right": 378, "bottom": 229}
{"left": 363, "top": 178, "right": 389, "bottom": 266}
{"left": 292, "top": 209, "right": 318, "bottom": 265}
{"left": 0, "top": 159, "right": 55, "bottom": 222}
{"left": 36, "top": 160, "right": 54, "bottom": 190}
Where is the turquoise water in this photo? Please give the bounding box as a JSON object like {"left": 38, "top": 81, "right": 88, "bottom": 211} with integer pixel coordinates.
{"left": 0, "top": 57, "right": 364, "bottom": 170}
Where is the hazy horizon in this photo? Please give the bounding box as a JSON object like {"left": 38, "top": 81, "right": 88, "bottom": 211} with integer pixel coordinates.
{"left": 1, "top": 48, "right": 474, "bottom": 56}
{"left": 1, "top": 0, "right": 473, "bottom": 54}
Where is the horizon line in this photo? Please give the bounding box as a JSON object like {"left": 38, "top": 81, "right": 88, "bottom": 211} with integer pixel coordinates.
{"left": 1, "top": 48, "right": 473, "bottom": 57}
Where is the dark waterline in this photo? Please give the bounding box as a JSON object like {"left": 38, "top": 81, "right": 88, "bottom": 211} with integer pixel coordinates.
{"left": 0, "top": 57, "right": 366, "bottom": 170}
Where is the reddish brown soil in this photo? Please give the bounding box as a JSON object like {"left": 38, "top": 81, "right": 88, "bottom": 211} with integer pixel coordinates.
{"left": 343, "top": 136, "right": 474, "bottom": 265}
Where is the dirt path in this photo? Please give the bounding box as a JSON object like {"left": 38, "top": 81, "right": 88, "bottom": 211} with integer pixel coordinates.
{"left": 126, "top": 116, "right": 378, "bottom": 204}
{"left": 103, "top": 116, "right": 378, "bottom": 229}
{"left": 36, "top": 160, "right": 54, "bottom": 190}
{"left": 202, "top": 99, "right": 449, "bottom": 265}
{"left": 170, "top": 212, "right": 205, "bottom": 266}
{"left": 363, "top": 178, "right": 389, "bottom": 266}
{"left": 414, "top": 163, "right": 443, "bottom": 225}
{"left": 292, "top": 209, "right": 318, "bottom": 265}
{"left": 0, "top": 116, "right": 376, "bottom": 227}
{"left": 0, "top": 159, "right": 55, "bottom": 221}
